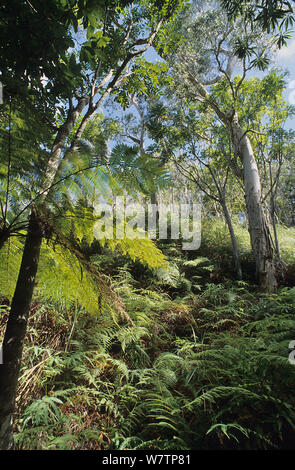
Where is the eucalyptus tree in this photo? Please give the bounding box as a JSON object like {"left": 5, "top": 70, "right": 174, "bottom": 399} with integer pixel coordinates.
{"left": 0, "top": 0, "right": 183, "bottom": 449}
{"left": 176, "top": 128, "right": 244, "bottom": 280}
{"left": 243, "top": 75, "right": 295, "bottom": 261}
{"left": 145, "top": 98, "right": 244, "bottom": 279}
{"left": 276, "top": 146, "right": 295, "bottom": 226}
{"left": 222, "top": 0, "right": 295, "bottom": 47}
{"left": 157, "top": 1, "right": 284, "bottom": 291}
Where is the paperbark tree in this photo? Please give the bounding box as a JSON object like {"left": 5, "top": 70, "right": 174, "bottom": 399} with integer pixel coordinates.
{"left": 160, "top": 2, "right": 280, "bottom": 290}
{"left": 143, "top": 97, "right": 244, "bottom": 279}
{"left": 174, "top": 148, "right": 243, "bottom": 281}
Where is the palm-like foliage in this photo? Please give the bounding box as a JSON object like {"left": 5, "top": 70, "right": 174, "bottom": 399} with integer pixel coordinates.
{"left": 0, "top": 110, "right": 168, "bottom": 322}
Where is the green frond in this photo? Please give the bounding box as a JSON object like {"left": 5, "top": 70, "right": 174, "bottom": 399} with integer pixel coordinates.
{"left": 0, "top": 237, "right": 23, "bottom": 299}
{"left": 37, "top": 243, "right": 101, "bottom": 315}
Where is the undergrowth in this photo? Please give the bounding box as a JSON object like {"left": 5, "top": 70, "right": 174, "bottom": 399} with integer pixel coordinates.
{"left": 1, "top": 221, "right": 295, "bottom": 450}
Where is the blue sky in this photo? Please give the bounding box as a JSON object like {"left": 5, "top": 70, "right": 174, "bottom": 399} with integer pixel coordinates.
{"left": 275, "top": 35, "right": 295, "bottom": 130}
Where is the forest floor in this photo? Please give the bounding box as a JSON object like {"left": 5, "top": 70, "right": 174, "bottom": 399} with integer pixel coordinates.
{"left": 1, "top": 220, "right": 295, "bottom": 450}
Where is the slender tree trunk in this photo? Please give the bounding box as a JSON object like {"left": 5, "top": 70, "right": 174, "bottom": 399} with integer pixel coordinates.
{"left": 0, "top": 229, "right": 10, "bottom": 252}
{"left": 150, "top": 192, "right": 159, "bottom": 238}
{"left": 150, "top": 192, "right": 158, "bottom": 207}
{"left": 230, "top": 114, "right": 277, "bottom": 291}
{"left": 0, "top": 209, "right": 43, "bottom": 449}
{"left": 0, "top": 102, "right": 83, "bottom": 449}
{"left": 270, "top": 199, "right": 281, "bottom": 260}
{"left": 0, "top": 22, "right": 165, "bottom": 448}
{"left": 188, "top": 78, "right": 277, "bottom": 290}
{"left": 221, "top": 200, "right": 243, "bottom": 280}
{"left": 269, "top": 161, "right": 281, "bottom": 260}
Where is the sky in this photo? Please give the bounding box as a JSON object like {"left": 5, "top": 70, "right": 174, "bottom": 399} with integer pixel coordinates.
{"left": 275, "top": 35, "right": 295, "bottom": 130}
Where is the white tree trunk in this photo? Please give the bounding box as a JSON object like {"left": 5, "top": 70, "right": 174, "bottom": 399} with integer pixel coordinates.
{"left": 230, "top": 114, "right": 277, "bottom": 291}
{"left": 187, "top": 74, "right": 278, "bottom": 290}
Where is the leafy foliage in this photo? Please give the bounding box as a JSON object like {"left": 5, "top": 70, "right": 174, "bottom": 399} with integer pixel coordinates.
{"left": 1, "top": 227, "right": 294, "bottom": 450}
{"left": 1, "top": 0, "right": 295, "bottom": 454}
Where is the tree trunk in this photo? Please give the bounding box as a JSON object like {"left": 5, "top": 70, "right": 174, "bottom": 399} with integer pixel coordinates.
{"left": 270, "top": 199, "right": 281, "bottom": 260}
{"left": 0, "top": 229, "right": 10, "bottom": 252}
{"left": 221, "top": 199, "right": 243, "bottom": 280}
{"left": 0, "top": 100, "right": 88, "bottom": 449}
{"left": 189, "top": 77, "right": 277, "bottom": 290}
{"left": 150, "top": 192, "right": 159, "bottom": 236}
{"left": 230, "top": 114, "right": 277, "bottom": 291}
{"left": 0, "top": 209, "right": 43, "bottom": 449}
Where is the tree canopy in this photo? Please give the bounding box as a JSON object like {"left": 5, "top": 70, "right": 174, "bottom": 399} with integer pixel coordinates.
{"left": 1, "top": 0, "right": 295, "bottom": 453}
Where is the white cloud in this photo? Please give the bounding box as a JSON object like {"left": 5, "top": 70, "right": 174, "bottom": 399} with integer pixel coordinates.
{"left": 277, "top": 39, "right": 295, "bottom": 60}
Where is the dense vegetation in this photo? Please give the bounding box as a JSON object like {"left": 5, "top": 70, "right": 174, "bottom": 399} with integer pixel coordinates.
{"left": 1, "top": 0, "right": 295, "bottom": 451}
{"left": 1, "top": 222, "right": 295, "bottom": 450}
